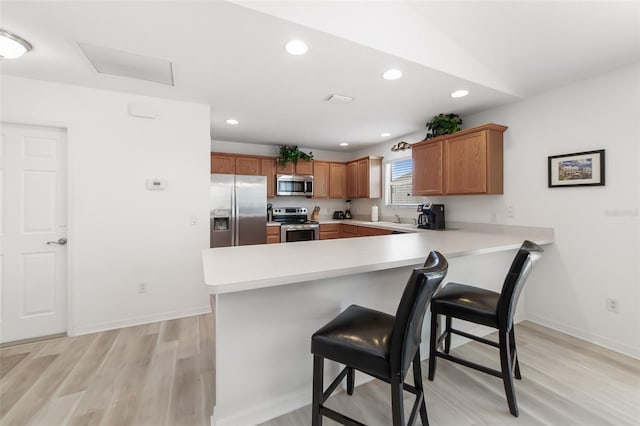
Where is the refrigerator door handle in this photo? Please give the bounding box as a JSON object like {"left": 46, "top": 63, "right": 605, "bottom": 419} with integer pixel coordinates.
{"left": 233, "top": 180, "right": 239, "bottom": 246}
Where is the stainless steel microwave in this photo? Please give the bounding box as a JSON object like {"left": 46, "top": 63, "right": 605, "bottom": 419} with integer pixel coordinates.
{"left": 276, "top": 174, "right": 314, "bottom": 197}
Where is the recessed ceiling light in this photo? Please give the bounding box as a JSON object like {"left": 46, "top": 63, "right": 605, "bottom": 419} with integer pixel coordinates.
{"left": 382, "top": 69, "right": 402, "bottom": 80}
{"left": 380, "top": 132, "right": 391, "bottom": 137}
{"left": 339, "top": 143, "right": 349, "bottom": 147}
{"left": 284, "top": 40, "right": 308, "bottom": 56}
{"left": 0, "top": 28, "right": 32, "bottom": 59}
{"left": 226, "top": 119, "right": 239, "bottom": 125}
{"left": 450, "top": 89, "right": 469, "bottom": 98}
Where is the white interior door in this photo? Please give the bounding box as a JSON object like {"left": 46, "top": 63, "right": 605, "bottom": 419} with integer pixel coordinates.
{"left": 0, "top": 123, "right": 67, "bottom": 343}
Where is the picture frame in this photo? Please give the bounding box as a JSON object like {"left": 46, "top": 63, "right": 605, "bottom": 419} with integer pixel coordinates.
{"left": 548, "top": 149, "right": 605, "bottom": 188}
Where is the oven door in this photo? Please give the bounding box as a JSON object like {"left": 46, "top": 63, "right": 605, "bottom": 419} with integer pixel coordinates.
{"left": 281, "top": 225, "right": 319, "bottom": 242}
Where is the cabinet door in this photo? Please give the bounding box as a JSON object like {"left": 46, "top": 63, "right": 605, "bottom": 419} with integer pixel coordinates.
{"left": 412, "top": 141, "right": 443, "bottom": 195}
{"left": 341, "top": 224, "right": 359, "bottom": 238}
{"left": 313, "top": 161, "right": 329, "bottom": 198}
{"left": 329, "top": 163, "right": 347, "bottom": 199}
{"left": 357, "top": 226, "right": 392, "bottom": 237}
{"left": 276, "top": 162, "right": 294, "bottom": 174}
{"left": 211, "top": 154, "right": 236, "bottom": 174}
{"left": 236, "top": 156, "right": 261, "bottom": 176}
{"left": 445, "top": 131, "right": 487, "bottom": 194}
{"left": 261, "top": 158, "right": 276, "bottom": 197}
{"left": 346, "top": 161, "right": 358, "bottom": 198}
{"left": 357, "top": 158, "right": 370, "bottom": 198}
{"left": 295, "top": 161, "right": 313, "bottom": 175}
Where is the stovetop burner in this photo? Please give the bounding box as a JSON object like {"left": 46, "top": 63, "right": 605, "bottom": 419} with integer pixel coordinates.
{"left": 272, "top": 207, "right": 313, "bottom": 224}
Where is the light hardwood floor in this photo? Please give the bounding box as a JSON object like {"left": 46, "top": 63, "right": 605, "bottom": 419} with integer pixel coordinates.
{"left": 0, "top": 314, "right": 214, "bottom": 426}
{"left": 1, "top": 318, "right": 638, "bottom": 426}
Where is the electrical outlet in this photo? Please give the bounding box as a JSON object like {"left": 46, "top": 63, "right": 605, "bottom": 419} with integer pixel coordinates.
{"left": 138, "top": 282, "right": 148, "bottom": 294}
{"left": 606, "top": 298, "right": 619, "bottom": 313}
{"left": 506, "top": 205, "right": 515, "bottom": 218}
{"left": 490, "top": 211, "right": 498, "bottom": 223}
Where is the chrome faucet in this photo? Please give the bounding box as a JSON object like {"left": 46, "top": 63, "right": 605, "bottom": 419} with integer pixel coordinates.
{"left": 393, "top": 214, "right": 401, "bottom": 224}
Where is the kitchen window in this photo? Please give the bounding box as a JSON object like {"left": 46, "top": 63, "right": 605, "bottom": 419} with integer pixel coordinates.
{"left": 385, "top": 158, "right": 424, "bottom": 206}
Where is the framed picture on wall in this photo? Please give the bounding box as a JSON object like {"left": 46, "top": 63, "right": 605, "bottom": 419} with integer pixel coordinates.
{"left": 548, "top": 149, "right": 605, "bottom": 188}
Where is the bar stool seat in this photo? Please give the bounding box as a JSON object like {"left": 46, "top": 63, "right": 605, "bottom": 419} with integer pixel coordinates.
{"left": 430, "top": 283, "right": 500, "bottom": 328}
{"left": 312, "top": 305, "right": 395, "bottom": 380}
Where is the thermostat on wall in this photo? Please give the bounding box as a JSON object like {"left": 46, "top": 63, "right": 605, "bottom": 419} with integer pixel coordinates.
{"left": 146, "top": 178, "right": 168, "bottom": 190}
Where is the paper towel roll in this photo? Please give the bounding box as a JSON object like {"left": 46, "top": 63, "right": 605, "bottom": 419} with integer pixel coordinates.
{"left": 371, "top": 205, "right": 379, "bottom": 222}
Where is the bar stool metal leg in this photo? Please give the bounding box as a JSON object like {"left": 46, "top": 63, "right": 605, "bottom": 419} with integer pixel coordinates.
{"left": 390, "top": 378, "right": 405, "bottom": 426}
{"left": 412, "top": 352, "right": 429, "bottom": 425}
{"left": 428, "top": 311, "right": 438, "bottom": 381}
{"left": 312, "top": 355, "right": 324, "bottom": 426}
{"left": 510, "top": 327, "right": 522, "bottom": 380}
{"left": 444, "top": 316, "right": 452, "bottom": 354}
{"left": 499, "top": 330, "right": 519, "bottom": 417}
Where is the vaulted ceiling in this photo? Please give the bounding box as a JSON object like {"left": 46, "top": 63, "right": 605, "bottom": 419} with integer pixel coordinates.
{"left": 2, "top": 1, "right": 638, "bottom": 151}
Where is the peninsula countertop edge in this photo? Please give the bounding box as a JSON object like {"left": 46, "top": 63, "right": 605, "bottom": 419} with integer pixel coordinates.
{"left": 203, "top": 223, "right": 554, "bottom": 295}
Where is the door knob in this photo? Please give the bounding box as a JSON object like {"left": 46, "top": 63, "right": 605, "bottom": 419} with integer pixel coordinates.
{"left": 46, "top": 238, "right": 67, "bottom": 246}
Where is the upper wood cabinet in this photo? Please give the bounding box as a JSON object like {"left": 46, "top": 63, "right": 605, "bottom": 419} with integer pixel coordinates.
{"left": 276, "top": 160, "right": 313, "bottom": 175}
{"left": 348, "top": 156, "right": 382, "bottom": 199}
{"left": 329, "top": 163, "right": 347, "bottom": 199}
{"left": 346, "top": 162, "right": 358, "bottom": 198}
{"left": 412, "top": 140, "right": 443, "bottom": 195}
{"left": 211, "top": 153, "right": 236, "bottom": 174}
{"left": 315, "top": 161, "right": 348, "bottom": 199}
{"left": 295, "top": 160, "right": 313, "bottom": 175}
{"left": 412, "top": 123, "right": 507, "bottom": 196}
{"left": 313, "top": 161, "right": 330, "bottom": 198}
{"left": 236, "top": 156, "right": 261, "bottom": 175}
{"left": 261, "top": 158, "right": 276, "bottom": 197}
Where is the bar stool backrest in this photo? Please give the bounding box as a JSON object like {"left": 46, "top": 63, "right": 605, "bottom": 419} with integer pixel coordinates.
{"left": 390, "top": 251, "right": 448, "bottom": 379}
{"left": 497, "top": 240, "right": 544, "bottom": 331}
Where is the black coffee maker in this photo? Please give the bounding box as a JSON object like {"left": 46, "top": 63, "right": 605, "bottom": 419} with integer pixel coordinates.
{"left": 417, "top": 203, "right": 446, "bottom": 230}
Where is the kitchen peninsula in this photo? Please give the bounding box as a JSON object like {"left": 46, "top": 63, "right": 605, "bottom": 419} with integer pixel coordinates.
{"left": 202, "top": 223, "right": 554, "bottom": 426}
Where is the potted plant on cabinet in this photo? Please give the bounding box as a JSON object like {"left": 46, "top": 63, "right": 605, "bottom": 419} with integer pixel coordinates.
{"left": 425, "top": 113, "right": 463, "bottom": 140}
{"left": 277, "top": 145, "right": 313, "bottom": 167}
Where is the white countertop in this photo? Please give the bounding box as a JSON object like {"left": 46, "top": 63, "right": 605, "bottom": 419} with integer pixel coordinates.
{"left": 203, "top": 223, "right": 554, "bottom": 295}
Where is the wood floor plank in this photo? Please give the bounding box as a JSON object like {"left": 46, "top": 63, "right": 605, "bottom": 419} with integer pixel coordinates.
{"left": 0, "top": 353, "right": 28, "bottom": 379}
{"left": 0, "top": 354, "right": 59, "bottom": 418}
{"left": 27, "top": 391, "right": 84, "bottom": 426}
{"left": 1, "top": 334, "right": 96, "bottom": 425}
{"left": 57, "top": 330, "right": 119, "bottom": 396}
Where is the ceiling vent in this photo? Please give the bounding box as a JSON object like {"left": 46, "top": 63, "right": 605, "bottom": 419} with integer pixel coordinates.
{"left": 77, "top": 42, "right": 174, "bottom": 86}
{"left": 325, "top": 94, "right": 354, "bottom": 104}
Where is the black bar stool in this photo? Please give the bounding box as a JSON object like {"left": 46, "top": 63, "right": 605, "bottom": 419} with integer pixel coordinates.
{"left": 311, "top": 251, "right": 448, "bottom": 426}
{"left": 428, "top": 240, "right": 543, "bottom": 417}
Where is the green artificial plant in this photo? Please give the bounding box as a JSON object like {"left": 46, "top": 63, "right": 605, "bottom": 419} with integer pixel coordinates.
{"left": 425, "top": 113, "right": 463, "bottom": 140}
{"left": 277, "top": 145, "right": 313, "bottom": 166}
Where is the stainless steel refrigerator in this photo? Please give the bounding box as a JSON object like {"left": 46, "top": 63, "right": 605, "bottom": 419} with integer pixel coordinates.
{"left": 210, "top": 174, "right": 267, "bottom": 247}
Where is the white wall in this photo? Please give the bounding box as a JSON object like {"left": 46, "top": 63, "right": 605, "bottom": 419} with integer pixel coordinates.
{"left": 363, "top": 63, "right": 640, "bottom": 357}
{"left": 1, "top": 76, "right": 212, "bottom": 335}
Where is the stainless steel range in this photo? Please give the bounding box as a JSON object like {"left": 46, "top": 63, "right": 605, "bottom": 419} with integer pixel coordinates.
{"left": 272, "top": 207, "right": 320, "bottom": 243}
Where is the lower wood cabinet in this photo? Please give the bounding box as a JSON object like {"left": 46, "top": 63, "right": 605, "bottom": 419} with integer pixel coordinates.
{"left": 266, "top": 225, "right": 280, "bottom": 244}
{"left": 319, "top": 223, "right": 341, "bottom": 240}
{"left": 341, "top": 224, "right": 359, "bottom": 238}
{"left": 357, "top": 226, "right": 392, "bottom": 237}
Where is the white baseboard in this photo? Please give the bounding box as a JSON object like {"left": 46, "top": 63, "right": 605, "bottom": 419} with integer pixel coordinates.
{"left": 214, "top": 386, "right": 309, "bottom": 426}
{"left": 71, "top": 305, "right": 212, "bottom": 336}
{"left": 526, "top": 314, "right": 640, "bottom": 359}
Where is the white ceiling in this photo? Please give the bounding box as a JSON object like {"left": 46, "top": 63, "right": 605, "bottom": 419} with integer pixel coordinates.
{"left": 1, "top": 1, "right": 638, "bottom": 151}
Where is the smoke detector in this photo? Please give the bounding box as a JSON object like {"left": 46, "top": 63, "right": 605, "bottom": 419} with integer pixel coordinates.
{"left": 325, "top": 94, "right": 354, "bottom": 104}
